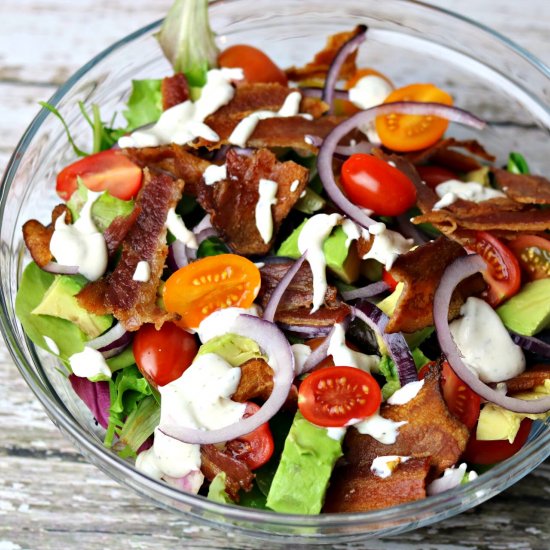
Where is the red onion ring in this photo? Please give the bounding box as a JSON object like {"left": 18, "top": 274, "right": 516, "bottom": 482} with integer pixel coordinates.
{"left": 434, "top": 254, "right": 550, "bottom": 414}
{"left": 195, "top": 227, "right": 218, "bottom": 246}
{"left": 341, "top": 281, "right": 390, "bottom": 301}
{"left": 427, "top": 465, "right": 467, "bottom": 496}
{"left": 168, "top": 240, "right": 190, "bottom": 270}
{"left": 300, "top": 87, "right": 349, "bottom": 101}
{"left": 278, "top": 323, "right": 333, "bottom": 339}
{"left": 299, "top": 327, "right": 334, "bottom": 375}
{"left": 263, "top": 254, "right": 306, "bottom": 323}
{"left": 160, "top": 314, "right": 295, "bottom": 445}
{"left": 509, "top": 331, "right": 550, "bottom": 358}
{"left": 42, "top": 261, "right": 79, "bottom": 275}
{"left": 317, "top": 102, "right": 486, "bottom": 229}
{"left": 323, "top": 25, "right": 367, "bottom": 113}
{"left": 352, "top": 301, "right": 418, "bottom": 386}
{"left": 193, "top": 215, "right": 213, "bottom": 234}
{"left": 86, "top": 322, "right": 128, "bottom": 351}
{"left": 305, "top": 134, "right": 374, "bottom": 157}
{"left": 395, "top": 214, "right": 430, "bottom": 245}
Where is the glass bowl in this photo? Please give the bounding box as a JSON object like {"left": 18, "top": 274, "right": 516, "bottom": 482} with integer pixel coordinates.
{"left": 1, "top": 0, "right": 549, "bottom": 543}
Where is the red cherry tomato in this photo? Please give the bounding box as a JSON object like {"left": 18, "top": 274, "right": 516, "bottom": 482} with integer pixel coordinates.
{"left": 382, "top": 269, "right": 399, "bottom": 291}
{"left": 133, "top": 322, "right": 198, "bottom": 388}
{"left": 507, "top": 234, "right": 550, "bottom": 281}
{"left": 415, "top": 165, "right": 457, "bottom": 190}
{"left": 465, "top": 231, "right": 522, "bottom": 307}
{"left": 56, "top": 149, "right": 143, "bottom": 201}
{"left": 224, "top": 402, "right": 274, "bottom": 470}
{"left": 340, "top": 154, "right": 417, "bottom": 216}
{"left": 218, "top": 45, "right": 288, "bottom": 85}
{"left": 298, "top": 366, "right": 382, "bottom": 427}
{"left": 419, "top": 360, "right": 481, "bottom": 430}
{"left": 463, "top": 418, "right": 533, "bottom": 465}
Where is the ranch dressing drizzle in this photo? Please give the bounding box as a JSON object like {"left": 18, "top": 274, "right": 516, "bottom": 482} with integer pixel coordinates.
{"left": 118, "top": 68, "right": 244, "bottom": 148}
{"left": 297, "top": 213, "right": 342, "bottom": 313}
{"left": 371, "top": 455, "right": 410, "bottom": 478}
{"left": 255, "top": 179, "right": 278, "bottom": 244}
{"left": 362, "top": 222, "right": 414, "bottom": 270}
{"left": 203, "top": 164, "right": 227, "bottom": 186}
{"left": 132, "top": 260, "right": 151, "bottom": 282}
{"left": 50, "top": 191, "right": 108, "bottom": 281}
{"left": 69, "top": 346, "right": 111, "bottom": 380}
{"left": 433, "top": 179, "right": 506, "bottom": 210}
{"left": 352, "top": 412, "right": 407, "bottom": 445}
{"left": 166, "top": 207, "right": 198, "bottom": 249}
{"left": 327, "top": 323, "right": 380, "bottom": 372}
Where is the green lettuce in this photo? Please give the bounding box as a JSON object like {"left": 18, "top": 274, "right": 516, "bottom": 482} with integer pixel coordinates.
{"left": 378, "top": 348, "right": 431, "bottom": 400}
{"left": 118, "top": 395, "right": 160, "bottom": 455}
{"left": 123, "top": 79, "right": 163, "bottom": 130}
{"left": 207, "top": 472, "right": 233, "bottom": 504}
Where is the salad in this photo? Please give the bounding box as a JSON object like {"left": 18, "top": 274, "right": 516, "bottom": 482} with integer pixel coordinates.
{"left": 15, "top": 0, "right": 550, "bottom": 514}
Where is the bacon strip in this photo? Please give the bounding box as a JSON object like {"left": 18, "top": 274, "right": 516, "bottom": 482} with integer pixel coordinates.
{"left": 103, "top": 206, "right": 141, "bottom": 258}
{"left": 197, "top": 148, "right": 309, "bottom": 255}
{"left": 285, "top": 27, "right": 362, "bottom": 82}
{"left": 505, "top": 364, "right": 550, "bottom": 394}
{"left": 493, "top": 168, "right": 550, "bottom": 205}
{"left": 161, "top": 73, "right": 189, "bottom": 111}
{"left": 22, "top": 205, "right": 71, "bottom": 268}
{"left": 386, "top": 237, "right": 485, "bottom": 333}
{"left": 77, "top": 169, "right": 183, "bottom": 330}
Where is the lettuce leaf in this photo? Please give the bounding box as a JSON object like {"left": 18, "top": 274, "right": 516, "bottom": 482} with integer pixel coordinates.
{"left": 123, "top": 79, "right": 163, "bottom": 130}
{"left": 378, "top": 348, "right": 431, "bottom": 400}
{"left": 207, "top": 472, "right": 233, "bottom": 504}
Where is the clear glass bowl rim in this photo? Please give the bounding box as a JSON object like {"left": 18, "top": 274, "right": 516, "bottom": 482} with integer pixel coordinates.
{"left": 1, "top": 0, "right": 549, "bottom": 536}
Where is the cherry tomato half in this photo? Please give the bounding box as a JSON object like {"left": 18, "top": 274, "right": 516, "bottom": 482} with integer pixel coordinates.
{"left": 224, "top": 402, "right": 274, "bottom": 470}
{"left": 463, "top": 418, "right": 533, "bottom": 465}
{"left": 56, "top": 149, "right": 142, "bottom": 201}
{"left": 415, "top": 165, "right": 457, "bottom": 190}
{"left": 465, "top": 231, "right": 522, "bottom": 307}
{"left": 340, "top": 154, "right": 417, "bottom": 216}
{"left": 218, "top": 45, "right": 287, "bottom": 86}
{"left": 133, "top": 322, "right": 198, "bottom": 388}
{"left": 382, "top": 269, "right": 399, "bottom": 292}
{"left": 298, "top": 366, "right": 382, "bottom": 427}
{"left": 420, "top": 360, "right": 481, "bottom": 430}
{"left": 163, "top": 254, "right": 261, "bottom": 330}
{"left": 375, "top": 83, "right": 453, "bottom": 152}
{"left": 508, "top": 235, "right": 550, "bottom": 281}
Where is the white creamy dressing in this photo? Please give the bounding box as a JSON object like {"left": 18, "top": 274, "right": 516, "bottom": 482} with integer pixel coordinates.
{"left": 197, "top": 306, "right": 261, "bottom": 343}
{"left": 449, "top": 297, "right": 526, "bottom": 383}
{"left": 132, "top": 260, "right": 151, "bottom": 282}
{"left": 370, "top": 455, "right": 410, "bottom": 479}
{"left": 433, "top": 179, "right": 506, "bottom": 210}
{"left": 289, "top": 179, "right": 300, "bottom": 193}
{"left": 362, "top": 222, "right": 414, "bottom": 270}
{"left": 352, "top": 412, "right": 408, "bottom": 445}
{"left": 69, "top": 346, "right": 111, "bottom": 380}
{"left": 342, "top": 218, "right": 369, "bottom": 249}
{"left": 166, "top": 207, "right": 198, "bottom": 249}
{"left": 426, "top": 462, "right": 477, "bottom": 495}
{"left": 291, "top": 343, "right": 312, "bottom": 375}
{"left": 255, "top": 178, "right": 278, "bottom": 244}
{"left": 49, "top": 191, "right": 108, "bottom": 281}
{"left": 325, "top": 427, "right": 347, "bottom": 441}
{"left": 297, "top": 213, "right": 342, "bottom": 313}
{"left": 203, "top": 163, "right": 227, "bottom": 186}
{"left": 118, "top": 68, "right": 243, "bottom": 148}
{"left": 348, "top": 75, "right": 393, "bottom": 144}
{"left": 228, "top": 91, "right": 313, "bottom": 148}
{"left": 387, "top": 380, "right": 424, "bottom": 405}
{"left": 43, "top": 336, "right": 60, "bottom": 355}
{"left": 327, "top": 323, "right": 379, "bottom": 372}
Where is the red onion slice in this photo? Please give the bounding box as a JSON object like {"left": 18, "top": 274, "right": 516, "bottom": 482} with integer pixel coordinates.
{"left": 341, "top": 281, "right": 390, "bottom": 301}
{"left": 395, "top": 214, "right": 430, "bottom": 245}
{"left": 305, "top": 134, "right": 373, "bottom": 157}
{"left": 352, "top": 301, "right": 418, "bottom": 386}
{"left": 317, "top": 102, "right": 486, "bottom": 229}
{"left": 509, "top": 331, "right": 550, "bottom": 358}
{"left": 263, "top": 254, "right": 306, "bottom": 323}
{"left": 42, "top": 261, "right": 79, "bottom": 275}
{"left": 86, "top": 322, "right": 128, "bottom": 351}
{"left": 69, "top": 374, "right": 110, "bottom": 429}
{"left": 299, "top": 327, "right": 334, "bottom": 375}
{"left": 323, "top": 25, "right": 367, "bottom": 113}
{"left": 278, "top": 323, "right": 333, "bottom": 339}
{"left": 427, "top": 464, "right": 467, "bottom": 496}
{"left": 434, "top": 254, "right": 550, "bottom": 414}
{"left": 300, "top": 87, "right": 349, "bottom": 101}
{"left": 168, "top": 240, "right": 190, "bottom": 270}
{"left": 160, "top": 315, "right": 295, "bottom": 445}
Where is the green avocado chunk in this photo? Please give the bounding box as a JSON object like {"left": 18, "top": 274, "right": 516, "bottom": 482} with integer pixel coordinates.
{"left": 197, "top": 333, "right": 265, "bottom": 367}
{"left": 32, "top": 274, "right": 112, "bottom": 339}
{"left": 266, "top": 412, "right": 343, "bottom": 514}
{"left": 497, "top": 278, "right": 550, "bottom": 336}
{"left": 276, "top": 221, "right": 359, "bottom": 284}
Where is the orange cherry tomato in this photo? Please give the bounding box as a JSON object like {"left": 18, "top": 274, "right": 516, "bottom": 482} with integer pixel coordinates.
{"left": 375, "top": 83, "right": 453, "bottom": 152}
{"left": 507, "top": 234, "right": 550, "bottom": 281}
{"left": 218, "top": 45, "right": 288, "bottom": 85}
{"left": 163, "top": 254, "right": 261, "bottom": 330}
{"left": 340, "top": 153, "right": 417, "bottom": 216}
{"left": 56, "top": 149, "right": 142, "bottom": 201}
{"left": 298, "top": 366, "right": 382, "bottom": 427}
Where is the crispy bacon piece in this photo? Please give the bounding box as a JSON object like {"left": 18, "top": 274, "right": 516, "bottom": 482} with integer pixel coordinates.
{"left": 342, "top": 363, "right": 470, "bottom": 476}
{"left": 386, "top": 237, "right": 485, "bottom": 333}
{"left": 103, "top": 206, "right": 141, "bottom": 258}
{"left": 505, "top": 364, "right": 550, "bottom": 394}
{"left": 161, "top": 73, "right": 189, "bottom": 110}
{"left": 197, "top": 148, "right": 308, "bottom": 255}
{"left": 323, "top": 457, "right": 431, "bottom": 513}
{"left": 493, "top": 168, "right": 550, "bottom": 205}
{"left": 77, "top": 169, "right": 183, "bottom": 330}
{"left": 257, "top": 260, "right": 351, "bottom": 328}
{"left": 22, "top": 205, "right": 72, "bottom": 268}
{"left": 285, "top": 27, "right": 362, "bottom": 82}
{"left": 200, "top": 444, "right": 254, "bottom": 501}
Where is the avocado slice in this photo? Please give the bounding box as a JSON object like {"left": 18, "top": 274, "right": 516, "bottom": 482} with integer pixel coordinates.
{"left": 32, "top": 274, "right": 112, "bottom": 339}
{"left": 196, "top": 333, "right": 265, "bottom": 367}
{"left": 497, "top": 279, "right": 550, "bottom": 336}
{"left": 266, "top": 412, "right": 343, "bottom": 514}
{"left": 277, "top": 221, "right": 359, "bottom": 284}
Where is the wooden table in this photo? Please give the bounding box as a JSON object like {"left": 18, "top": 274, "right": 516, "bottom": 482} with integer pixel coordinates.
{"left": 0, "top": 1, "right": 549, "bottom": 548}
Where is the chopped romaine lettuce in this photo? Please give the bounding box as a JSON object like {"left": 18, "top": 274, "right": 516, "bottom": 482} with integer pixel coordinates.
{"left": 118, "top": 395, "right": 160, "bottom": 454}
{"left": 207, "top": 472, "right": 233, "bottom": 503}
{"left": 378, "top": 348, "right": 431, "bottom": 400}
{"left": 123, "top": 79, "right": 163, "bottom": 130}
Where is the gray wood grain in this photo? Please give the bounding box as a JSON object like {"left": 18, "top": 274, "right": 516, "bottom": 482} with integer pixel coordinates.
{"left": 0, "top": 1, "right": 549, "bottom": 549}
